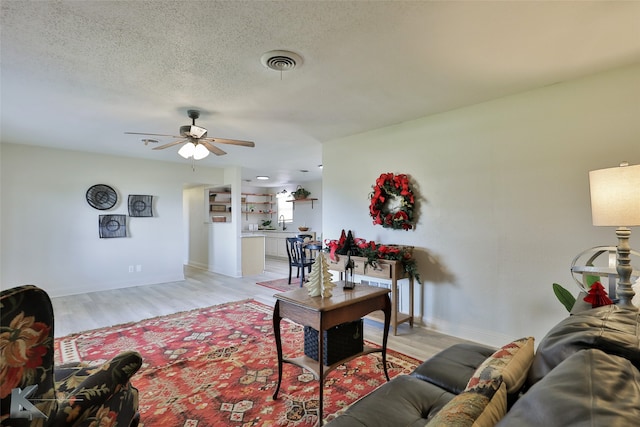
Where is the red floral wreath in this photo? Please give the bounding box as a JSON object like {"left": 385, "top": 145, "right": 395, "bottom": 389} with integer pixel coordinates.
{"left": 369, "top": 173, "right": 415, "bottom": 230}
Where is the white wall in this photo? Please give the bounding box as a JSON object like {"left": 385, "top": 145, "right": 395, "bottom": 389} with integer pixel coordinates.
{"left": 1, "top": 144, "right": 224, "bottom": 297}
{"left": 208, "top": 167, "right": 242, "bottom": 277}
{"left": 323, "top": 64, "right": 640, "bottom": 347}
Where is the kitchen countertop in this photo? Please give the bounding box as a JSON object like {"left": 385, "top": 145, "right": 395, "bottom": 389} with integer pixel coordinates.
{"left": 242, "top": 230, "right": 315, "bottom": 236}
{"left": 258, "top": 229, "right": 311, "bottom": 233}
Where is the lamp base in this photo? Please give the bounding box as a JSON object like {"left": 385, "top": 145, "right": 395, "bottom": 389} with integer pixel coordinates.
{"left": 615, "top": 227, "right": 637, "bottom": 309}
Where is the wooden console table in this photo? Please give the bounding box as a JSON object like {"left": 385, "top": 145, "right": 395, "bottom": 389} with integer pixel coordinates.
{"left": 328, "top": 255, "right": 413, "bottom": 335}
{"left": 272, "top": 285, "right": 391, "bottom": 426}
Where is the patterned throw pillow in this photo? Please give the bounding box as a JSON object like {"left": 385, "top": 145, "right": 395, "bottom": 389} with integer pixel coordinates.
{"left": 474, "top": 382, "right": 507, "bottom": 427}
{"left": 426, "top": 338, "right": 534, "bottom": 427}
{"left": 468, "top": 337, "right": 534, "bottom": 394}
{"left": 426, "top": 365, "right": 506, "bottom": 427}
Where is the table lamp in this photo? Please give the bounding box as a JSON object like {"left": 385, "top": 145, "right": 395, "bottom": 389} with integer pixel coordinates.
{"left": 589, "top": 162, "right": 640, "bottom": 308}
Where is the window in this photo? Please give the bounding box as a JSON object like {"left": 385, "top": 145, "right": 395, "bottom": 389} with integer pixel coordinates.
{"left": 276, "top": 192, "right": 293, "bottom": 223}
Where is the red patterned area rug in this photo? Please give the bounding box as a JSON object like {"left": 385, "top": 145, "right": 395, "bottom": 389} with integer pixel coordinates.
{"left": 256, "top": 277, "right": 300, "bottom": 292}
{"left": 55, "top": 299, "right": 419, "bottom": 426}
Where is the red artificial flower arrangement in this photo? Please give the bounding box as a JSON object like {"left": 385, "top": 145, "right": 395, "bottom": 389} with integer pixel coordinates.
{"left": 369, "top": 172, "right": 415, "bottom": 230}
{"left": 324, "top": 230, "right": 421, "bottom": 284}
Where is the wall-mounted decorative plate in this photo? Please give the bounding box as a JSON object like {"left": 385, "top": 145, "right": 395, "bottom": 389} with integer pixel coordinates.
{"left": 99, "top": 214, "right": 126, "bottom": 238}
{"left": 86, "top": 184, "right": 117, "bottom": 210}
{"left": 128, "top": 195, "right": 153, "bottom": 217}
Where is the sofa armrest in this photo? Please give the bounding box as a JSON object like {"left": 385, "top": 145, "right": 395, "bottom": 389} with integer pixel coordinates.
{"left": 498, "top": 348, "right": 640, "bottom": 426}
{"left": 528, "top": 304, "right": 640, "bottom": 387}
{"left": 52, "top": 351, "right": 142, "bottom": 426}
{"left": 411, "top": 343, "right": 497, "bottom": 395}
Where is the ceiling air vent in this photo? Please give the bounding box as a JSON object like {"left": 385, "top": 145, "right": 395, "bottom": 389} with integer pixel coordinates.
{"left": 261, "top": 50, "right": 303, "bottom": 72}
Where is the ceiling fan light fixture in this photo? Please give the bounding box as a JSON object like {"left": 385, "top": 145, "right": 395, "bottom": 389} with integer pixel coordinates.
{"left": 178, "top": 142, "right": 196, "bottom": 159}
{"left": 191, "top": 125, "right": 207, "bottom": 138}
{"left": 126, "top": 109, "right": 255, "bottom": 163}
{"left": 193, "top": 143, "right": 210, "bottom": 160}
{"left": 179, "top": 125, "right": 208, "bottom": 138}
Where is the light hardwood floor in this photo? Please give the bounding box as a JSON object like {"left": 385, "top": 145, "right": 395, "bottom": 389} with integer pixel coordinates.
{"left": 50, "top": 258, "right": 470, "bottom": 361}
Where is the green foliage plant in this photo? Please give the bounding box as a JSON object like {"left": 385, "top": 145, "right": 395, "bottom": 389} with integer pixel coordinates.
{"left": 553, "top": 283, "right": 576, "bottom": 312}
{"left": 553, "top": 275, "right": 600, "bottom": 312}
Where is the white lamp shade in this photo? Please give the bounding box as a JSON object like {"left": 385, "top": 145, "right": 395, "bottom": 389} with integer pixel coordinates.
{"left": 589, "top": 164, "right": 640, "bottom": 227}
{"left": 193, "top": 143, "right": 210, "bottom": 160}
{"left": 178, "top": 142, "right": 196, "bottom": 159}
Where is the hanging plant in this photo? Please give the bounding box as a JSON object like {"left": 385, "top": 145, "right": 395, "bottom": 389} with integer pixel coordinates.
{"left": 292, "top": 185, "right": 311, "bottom": 200}
{"left": 369, "top": 173, "right": 415, "bottom": 230}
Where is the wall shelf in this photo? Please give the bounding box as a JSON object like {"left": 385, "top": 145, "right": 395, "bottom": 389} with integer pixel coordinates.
{"left": 208, "top": 189, "right": 232, "bottom": 223}
{"left": 287, "top": 198, "right": 318, "bottom": 209}
{"left": 242, "top": 192, "right": 274, "bottom": 220}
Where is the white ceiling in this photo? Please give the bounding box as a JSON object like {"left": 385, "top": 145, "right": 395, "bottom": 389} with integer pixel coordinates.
{"left": 2, "top": 1, "right": 639, "bottom": 186}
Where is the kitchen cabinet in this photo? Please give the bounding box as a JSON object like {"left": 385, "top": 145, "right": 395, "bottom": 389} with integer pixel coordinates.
{"left": 264, "top": 231, "right": 316, "bottom": 258}
{"left": 265, "top": 237, "right": 278, "bottom": 257}
{"left": 276, "top": 239, "right": 289, "bottom": 258}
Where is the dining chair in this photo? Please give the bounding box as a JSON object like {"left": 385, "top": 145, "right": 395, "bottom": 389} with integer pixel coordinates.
{"left": 286, "top": 237, "right": 314, "bottom": 287}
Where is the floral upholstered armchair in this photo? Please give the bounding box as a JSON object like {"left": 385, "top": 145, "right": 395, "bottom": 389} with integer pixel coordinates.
{"left": 0, "top": 285, "right": 142, "bottom": 427}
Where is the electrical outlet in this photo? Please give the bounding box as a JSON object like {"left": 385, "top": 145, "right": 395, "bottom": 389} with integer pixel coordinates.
{"left": 128, "top": 265, "right": 134, "bottom": 273}
{"left": 136, "top": 265, "right": 142, "bottom": 272}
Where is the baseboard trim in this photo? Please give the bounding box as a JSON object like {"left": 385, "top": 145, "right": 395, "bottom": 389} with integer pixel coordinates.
{"left": 420, "top": 315, "right": 517, "bottom": 348}
{"left": 188, "top": 261, "right": 209, "bottom": 270}
{"left": 47, "top": 273, "right": 185, "bottom": 298}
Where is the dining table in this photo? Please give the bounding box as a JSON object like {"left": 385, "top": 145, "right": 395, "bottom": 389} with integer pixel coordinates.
{"left": 303, "top": 240, "right": 323, "bottom": 262}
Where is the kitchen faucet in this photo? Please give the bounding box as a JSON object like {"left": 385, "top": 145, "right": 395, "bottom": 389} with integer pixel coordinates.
{"left": 279, "top": 215, "right": 286, "bottom": 230}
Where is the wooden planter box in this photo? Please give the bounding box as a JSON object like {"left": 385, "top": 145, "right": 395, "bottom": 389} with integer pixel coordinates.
{"left": 328, "top": 255, "right": 395, "bottom": 279}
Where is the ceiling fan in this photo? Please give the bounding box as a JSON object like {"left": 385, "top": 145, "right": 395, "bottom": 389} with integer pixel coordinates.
{"left": 125, "top": 109, "right": 255, "bottom": 160}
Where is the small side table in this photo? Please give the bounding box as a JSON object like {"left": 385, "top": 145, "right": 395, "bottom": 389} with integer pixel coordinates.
{"left": 328, "top": 256, "right": 413, "bottom": 335}
{"left": 272, "top": 284, "right": 391, "bottom": 426}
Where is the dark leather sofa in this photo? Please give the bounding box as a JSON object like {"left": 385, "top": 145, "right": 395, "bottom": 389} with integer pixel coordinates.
{"left": 327, "top": 304, "right": 640, "bottom": 426}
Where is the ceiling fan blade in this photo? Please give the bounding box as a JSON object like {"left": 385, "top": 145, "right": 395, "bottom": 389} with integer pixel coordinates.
{"left": 204, "top": 137, "right": 255, "bottom": 148}
{"left": 153, "top": 140, "right": 186, "bottom": 150}
{"left": 125, "top": 132, "right": 183, "bottom": 138}
{"left": 201, "top": 141, "right": 227, "bottom": 156}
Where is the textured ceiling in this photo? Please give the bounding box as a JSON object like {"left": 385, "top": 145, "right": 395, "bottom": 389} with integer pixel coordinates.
{"left": 2, "top": 1, "right": 639, "bottom": 186}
